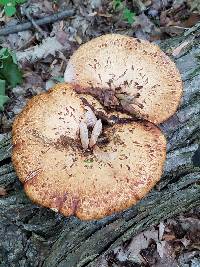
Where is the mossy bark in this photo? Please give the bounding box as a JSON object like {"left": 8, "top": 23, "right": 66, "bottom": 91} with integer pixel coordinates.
{"left": 0, "top": 26, "right": 200, "bottom": 267}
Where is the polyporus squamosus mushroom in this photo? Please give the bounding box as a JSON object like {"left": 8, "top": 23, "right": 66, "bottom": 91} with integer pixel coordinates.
{"left": 64, "top": 34, "right": 182, "bottom": 124}
{"left": 12, "top": 84, "right": 166, "bottom": 220}
{"left": 13, "top": 34, "right": 182, "bottom": 220}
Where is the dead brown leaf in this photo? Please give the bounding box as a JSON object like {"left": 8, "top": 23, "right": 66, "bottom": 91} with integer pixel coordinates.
{"left": 160, "top": 26, "right": 186, "bottom": 36}
{"left": 0, "top": 187, "right": 7, "bottom": 196}
{"left": 155, "top": 241, "right": 178, "bottom": 267}
{"left": 172, "top": 40, "right": 190, "bottom": 57}
{"left": 183, "top": 13, "right": 200, "bottom": 27}
{"left": 16, "top": 37, "right": 65, "bottom": 63}
{"left": 162, "top": 233, "right": 176, "bottom": 241}
{"left": 180, "top": 237, "right": 191, "bottom": 247}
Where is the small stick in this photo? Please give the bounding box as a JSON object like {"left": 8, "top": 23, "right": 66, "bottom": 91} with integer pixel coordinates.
{"left": 0, "top": 10, "right": 74, "bottom": 36}
{"left": 24, "top": 9, "right": 47, "bottom": 38}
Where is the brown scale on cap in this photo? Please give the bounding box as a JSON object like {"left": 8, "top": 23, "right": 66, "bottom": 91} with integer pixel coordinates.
{"left": 64, "top": 34, "right": 183, "bottom": 124}
{"left": 12, "top": 83, "right": 166, "bottom": 220}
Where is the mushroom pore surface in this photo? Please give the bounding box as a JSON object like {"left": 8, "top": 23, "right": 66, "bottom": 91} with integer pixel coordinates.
{"left": 12, "top": 84, "right": 166, "bottom": 220}
{"left": 64, "top": 34, "right": 182, "bottom": 124}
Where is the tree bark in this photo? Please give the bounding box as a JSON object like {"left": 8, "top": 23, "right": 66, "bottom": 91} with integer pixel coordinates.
{"left": 0, "top": 25, "right": 200, "bottom": 267}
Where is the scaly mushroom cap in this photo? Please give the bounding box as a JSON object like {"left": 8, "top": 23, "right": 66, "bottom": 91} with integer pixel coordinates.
{"left": 12, "top": 84, "right": 166, "bottom": 220}
{"left": 64, "top": 34, "right": 182, "bottom": 124}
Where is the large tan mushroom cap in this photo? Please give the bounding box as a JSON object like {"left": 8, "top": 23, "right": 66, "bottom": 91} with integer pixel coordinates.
{"left": 12, "top": 84, "right": 166, "bottom": 220}
{"left": 64, "top": 34, "right": 182, "bottom": 124}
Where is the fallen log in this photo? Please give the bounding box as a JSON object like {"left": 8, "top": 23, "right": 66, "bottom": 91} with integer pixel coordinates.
{"left": 0, "top": 25, "right": 200, "bottom": 267}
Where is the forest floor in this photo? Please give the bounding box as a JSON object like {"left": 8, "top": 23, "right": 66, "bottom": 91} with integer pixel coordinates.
{"left": 0, "top": 0, "right": 200, "bottom": 266}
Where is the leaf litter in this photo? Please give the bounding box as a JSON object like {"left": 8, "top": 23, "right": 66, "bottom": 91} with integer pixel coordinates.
{"left": 97, "top": 208, "right": 200, "bottom": 266}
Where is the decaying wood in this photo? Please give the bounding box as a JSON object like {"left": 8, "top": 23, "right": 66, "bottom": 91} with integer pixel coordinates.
{"left": 0, "top": 26, "right": 200, "bottom": 267}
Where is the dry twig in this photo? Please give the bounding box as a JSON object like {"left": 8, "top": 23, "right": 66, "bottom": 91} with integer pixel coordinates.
{"left": 0, "top": 10, "right": 74, "bottom": 36}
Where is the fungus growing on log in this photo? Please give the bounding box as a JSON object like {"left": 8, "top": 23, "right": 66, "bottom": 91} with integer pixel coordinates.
{"left": 64, "top": 34, "right": 183, "bottom": 124}
{"left": 12, "top": 84, "right": 166, "bottom": 220}
{"left": 12, "top": 34, "right": 183, "bottom": 220}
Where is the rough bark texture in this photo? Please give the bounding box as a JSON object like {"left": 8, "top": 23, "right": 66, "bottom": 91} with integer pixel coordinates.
{"left": 0, "top": 26, "right": 200, "bottom": 267}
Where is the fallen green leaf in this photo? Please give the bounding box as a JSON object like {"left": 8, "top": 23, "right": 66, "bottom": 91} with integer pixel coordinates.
{"left": 0, "top": 79, "right": 9, "bottom": 111}
{"left": 122, "top": 7, "right": 135, "bottom": 24}
{"left": 0, "top": 47, "right": 10, "bottom": 62}
{"left": 0, "top": 48, "right": 22, "bottom": 111}
{"left": 4, "top": 4, "right": 16, "bottom": 17}
{"left": 0, "top": 0, "right": 27, "bottom": 17}
{"left": 0, "top": 48, "right": 22, "bottom": 87}
{"left": 15, "top": 0, "right": 27, "bottom": 3}
{"left": 0, "top": 0, "right": 8, "bottom": 5}
{"left": 0, "top": 95, "right": 9, "bottom": 111}
{"left": 0, "top": 79, "right": 5, "bottom": 95}
{"left": 113, "top": 0, "right": 123, "bottom": 10}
